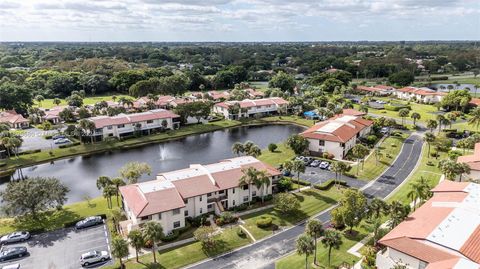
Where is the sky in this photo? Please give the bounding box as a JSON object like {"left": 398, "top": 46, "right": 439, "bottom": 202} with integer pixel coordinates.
{"left": 0, "top": 0, "right": 479, "bottom": 42}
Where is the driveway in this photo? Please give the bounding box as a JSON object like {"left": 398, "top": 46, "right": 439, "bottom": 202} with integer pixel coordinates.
{"left": 0, "top": 223, "right": 112, "bottom": 269}
{"left": 187, "top": 134, "right": 424, "bottom": 269}
{"left": 301, "top": 166, "right": 366, "bottom": 189}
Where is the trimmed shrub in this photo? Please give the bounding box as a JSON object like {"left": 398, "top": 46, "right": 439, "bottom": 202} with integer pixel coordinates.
{"left": 256, "top": 217, "right": 273, "bottom": 228}
{"left": 215, "top": 212, "right": 238, "bottom": 226}
{"left": 44, "top": 135, "right": 53, "bottom": 140}
{"left": 237, "top": 228, "right": 246, "bottom": 238}
{"left": 19, "top": 149, "right": 41, "bottom": 155}
{"left": 58, "top": 142, "right": 81, "bottom": 148}
{"left": 187, "top": 214, "right": 210, "bottom": 227}
{"left": 384, "top": 104, "right": 411, "bottom": 111}
{"left": 277, "top": 177, "right": 293, "bottom": 192}
{"left": 313, "top": 179, "right": 348, "bottom": 191}
{"left": 161, "top": 230, "right": 180, "bottom": 242}
{"left": 322, "top": 152, "right": 334, "bottom": 159}
{"left": 268, "top": 143, "right": 278, "bottom": 152}
{"left": 230, "top": 203, "right": 249, "bottom": 212}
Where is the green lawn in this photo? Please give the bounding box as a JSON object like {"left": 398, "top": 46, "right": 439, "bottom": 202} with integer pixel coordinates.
{"left": 242, "top": 188, "right": 342, "bottom": 240}
{"left": 249, "top": 81, "right": 269, "bottom": 91}
{"left": 387, "top": 144, "right": 446, "bottom": 204}
{"left": 104, "top": 228, "right": 251, "bottom": 269}
{"left": 34, "top": 94, "right": 130, "bottom": 109}
{"left": 349, "top": 134, "right": 406, "bottom": 181}
{"left": 0, "top": 196, "right": 111, "bottom": 235}
{"left": 258, "top": 143, "right": 296, "bottom": 167}
{"left": 260, "top": 115, "right": 315, "bottom": 127}
{"left": 276, "top": 218, "right": 374, "bottom": 269}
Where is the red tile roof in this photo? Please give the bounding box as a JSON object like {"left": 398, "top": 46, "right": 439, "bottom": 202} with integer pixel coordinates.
{"left": 215, "top": 97, "right": 289, "bottom": 110}
{"left": 89, "top": 109, "right": 179, "bottom": 129}
{"left": 300, "top": 115, "right": 372, "bottom": 143}
{"left": 458, "top": 143, "right": 480, "bottom": 171}
{"left": 381, "top": 237, "right": 456, "bottom": 263}
{"left": 342, "top": 109, "right": 367, "bottom": 116}
{"left": 0, "top": 110, "right": 29, "bottom": 124}
{"left": 460, "top": 225, "right": 480, "bottom": 263}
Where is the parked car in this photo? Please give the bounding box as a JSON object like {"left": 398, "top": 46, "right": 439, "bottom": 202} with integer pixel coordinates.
{"left": 310, "top": 160, "right": 321, "bottom": 167}
{"left": 79, "top": 250, "right": 110, "bottom": 267}
{"left": 282, "top": 170, "right": 291, "bottom": 177}
{"left": 0, "top": 232, "right": 30, "bottom": 245}
{"left": 52, "top": 135, "right": 66, "bottom": 140}
{"left": 54, "top": 138, "right": 71, "bottom": 144}
{"left": 75, "top": 216, "right": 103, "bottom": 230}
{"left": 319, "top": 161, "right": 330, "bottom": 169}
{"left": 295, "top": 156, "right": 305, "bottom": 161}
{"left": 0, "top": 247, "right": 28, "bottom": 262}
{"left": 380, "top": 127, "right": 390, "bottom": 135}
{"left": 1, "top": 264, "right": 20, "bottom": 269}
{"left": 303, "top": 157, "right": 313, "bottom": 165}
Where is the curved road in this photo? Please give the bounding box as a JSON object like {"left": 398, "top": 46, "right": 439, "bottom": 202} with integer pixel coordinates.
{"left": 187, "top": 134, "right": 424, "bottom": 269}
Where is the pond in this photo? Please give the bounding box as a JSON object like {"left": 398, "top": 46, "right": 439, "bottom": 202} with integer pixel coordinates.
{"left": 0, "top": 124, "right": 305, "bottom": 204}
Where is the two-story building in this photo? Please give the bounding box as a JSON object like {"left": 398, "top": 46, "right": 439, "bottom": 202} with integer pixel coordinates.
{"left": 86, "top": 109, "right": 180, "bottom": 141}
{"left": 376, "top": 181, "right": 480, "bottom": 269}
{"left": 300, "top": 114, "right": 373, "bottom": 159}
{"left": 119, "top": 156, "right": 281, "bottom": 234}
{"left": 394, "top": 87, "right": 446, "bottom": 103}
{"left": 0, "top": 110, "right": 29, "bottom": 129}
{"left": 213, "top": 97, "right": 289, "bottom": 120}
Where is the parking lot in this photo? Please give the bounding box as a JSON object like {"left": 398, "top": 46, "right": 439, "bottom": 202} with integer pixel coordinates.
{"left": 300, "top": 166, "right": 367, "bottom": 189}
{"left": 0, "top": 223, "right": 112, "bottom": 269}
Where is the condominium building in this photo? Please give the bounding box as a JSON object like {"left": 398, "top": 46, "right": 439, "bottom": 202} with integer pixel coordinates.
{"left": 0, "top": 110, "right": 29, "bottom": 129}
{"left": 376, "top": 181, "right": 480, "bottom": 269}
{"left": 119, "top": 156, "right": 281, "bottom": 234}
{"left": 213, "top": 97, "right": 289, "bottom": 120}
{"left": 300, "top": 113, "right": 373, "bottom": 159}
{"left": 86, "top": 109, "right": 180, "bottom": 140}
{"left": 394, "top": 87, "right": 446, "bottom": 103}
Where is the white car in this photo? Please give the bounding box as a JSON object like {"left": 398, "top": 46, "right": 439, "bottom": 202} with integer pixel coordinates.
{"left": 319, "top": 161, "right": 330, "bottom": 169}
{"left": 2, "top": 264, "right": 20, "bottom": 269}
{"left": 80, "top": 250, "right": 110, "bottom": 267}
{"left": 0, "top": 232, "right": 30, "bottom": 245}
{"left": 54, "top": 138, "right": 71, "bottom": 144}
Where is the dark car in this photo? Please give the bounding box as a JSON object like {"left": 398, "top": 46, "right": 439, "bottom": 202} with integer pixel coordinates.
{"left": 0, "top": 247, "right": 28, "bottom": 262}
{"left": 75, "top": 216, "right": 103, "bottom": 230}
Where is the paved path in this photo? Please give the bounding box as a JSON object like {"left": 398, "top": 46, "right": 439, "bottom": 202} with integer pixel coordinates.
{"left": 186, "top": 134, "right": 423, "bottom": 269}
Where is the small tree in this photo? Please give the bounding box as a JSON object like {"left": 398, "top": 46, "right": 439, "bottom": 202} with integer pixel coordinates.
{"left": 424, "top": 132, "right": 436, "bottom": 156}
{"left": 268, "top": 143, "right": 278, "bottom": 152}
{"left": 410, "top": 112, "right": 421, "bottom": 126}
{"left": 296, "top": 233, "right": 315, "bottom": 269}
{"left": 286, "top": 134, "right": 309, "bottom": 155}
{"left": 321, "top": 229, "right": 343, "bottom": 267}
{"left": 306, "top": 219, "right": 324, "bottom": 265}
{"left": 119, "top": 162, "right": 152, "bottom": 184}
{"left": 283, "top": 159, "right": 306, "bottom": 190}
{"left": 231, "top": 142, "right": 244, "bottom": 156}
{"left": 274, "top": 193, "right": 300, "bottom": 214}
{"left": 128, "top": 229, "right": 145, "bottom": 262}
{"left": 109, "top": 207, "right": 124, "bottom": 233}
{"left": 111, "top": 236, "right": 129, "bottom": 269}
{"left": 336, "top": 189, "right": 367, "bottom": 233}
{"left": 194, "top": 225, "right": 218, "bottom": 250}
{"left": 142, "top": 221, "right": 163, "bottom": 264}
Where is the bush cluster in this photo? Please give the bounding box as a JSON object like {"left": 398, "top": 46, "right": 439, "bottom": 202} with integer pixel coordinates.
{"left": 256, "top": 217, "right": 273, "bottom": 228}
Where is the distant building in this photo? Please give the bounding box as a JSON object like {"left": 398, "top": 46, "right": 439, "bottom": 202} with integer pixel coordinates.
{"left": 376, "top": 181, "right": 480, "bottom": 269}
{"left": 394, "top": 87, "right": 446, "bottom": 103}
{"left": 0, "top": 110, "right": 29, "bottom": 129}
{"left": 85, "top": 109, "right": 180, "bottom": 140}
{"left": 300, "top": 114, "right": 373, "bottom": 159}
{"left": 133, "top": 96, "right": 175, "bottom": 110}
{"left": 40, "top": 106, "right": 64, "bottom": 124}
{"left": 457, "top": 143, "right": 480, "bottom": 180}
{"left": 213, "top": 97, "right": 289, "bottom": 120}
{"left": 119, "top": 156, "right": 281, "bottom": 234}
{"left": 355, "top": 85, "right": 394, "bottom": 96}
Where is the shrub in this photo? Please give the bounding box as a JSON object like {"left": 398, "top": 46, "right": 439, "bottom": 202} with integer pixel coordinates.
{"left": 237, "top": 228, "right": 246, "bottom": 238}
{"left": 215, "top": 212, "right": 238, "bottom": 226}
{"left": 426, "top": 161, "right": 434, "bottom": 166}
{"left": 161, "top": 230, "right": 180, "bottom": 242}
{"left": 277, "top": 177, "right": 293, "bottom": 192}
{"left": 296, "top": 179, "right": 311, "bottom": 186}
{"left": 268, "top": 143, "right": 278, "bottom": 152}
{"left": 431, "top": 151, "right": 439, "bottom": 158}
{"left": 322, "top": 152, "right": 334, "bottom": 159}
{"left": 313, "top": 179, "right": 348, "bottom": 190}
{"left": 256, "top": 217, "right": 273, "bottom": 228}
{"left": 188, "top": 214, "right": 210, "bottom": 227}
{"left": 19, "top": 149, "right": 41, "bottom": 155}
{"left": 230, "top": 204, "right": 249, "bottom": 212}
{"left": 44, "top": 135, "right": 53, "bottom": 140}
{"left": 58, "top": 142, "right": 81, "bottom": 148}
{"left": 366, "top": 135, "right": 378, "bottom": 145}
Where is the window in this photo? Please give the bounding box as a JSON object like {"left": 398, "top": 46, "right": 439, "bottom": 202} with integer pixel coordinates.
{"left": 252, "top": 191, "right": 256, "bottom": 197}
{"left": 172, "top": 208, "right": 180, "bottom": 215}
{"left": 173, "top": 221, "right": 181, "bottom": 228}
{"left": 233, "top": 200, "right": 236, "bottom": 206}
{"left": 107, "top": 126, "right": 113, "bottom": 130}
{"left": 158, "top": 213, "right": 162, "bottom": 220}
{"left": 243, "top": 196, "right": 249, "bottom": 202}
{"left": 184, "top": 199, "right": 188, "bottom": 204}
{"left": 117, "top": 124, "right": 125, "bottom": 128}
{"left": 147, "top": 120, "right": 153, "bottom": 124}
{"left": 199, "top": 196, "right": 202, "bottom": 202}
{"left": 232, "top": 188, "right": 235, "bottom": 194}
{"left": 219, "top": 190, "right": 225, "bottom": 194}
{"left": 184, "top": 210, "right": 188, "bottom": 217}
{"left": 207, "top": 204, "right": 213, "bottom": 209}
{"left": 319, "top": 140, "right": 325, "bottom": 146}
{"left": 141, "top": 215, "right": 151, "bottom": 221}
{"left": 242, "top": 185, "right": 249, "bottom": 190}
{"left": 200, "top": 208, "right": 203, "bottom": 214}
{"left": 207, "top": 193, "right": 212, "bottom": 197}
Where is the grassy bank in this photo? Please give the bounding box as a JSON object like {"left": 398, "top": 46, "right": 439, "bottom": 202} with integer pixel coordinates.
{"left": 349, "top": 134, "right": 406, "bottom": 181}
{"left": 33, "top": 95, "right": 130, "bottom": 109}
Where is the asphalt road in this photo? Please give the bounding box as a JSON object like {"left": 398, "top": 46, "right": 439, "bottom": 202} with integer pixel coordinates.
{"left": 186, "top": 134, "right": 423, "bottom": 269}
{"left": 0, "top": 223, "right": 112, "bottom": 269}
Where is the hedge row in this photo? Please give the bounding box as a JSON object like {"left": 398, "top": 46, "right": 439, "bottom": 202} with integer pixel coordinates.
{"left": 384, "top": 104, "right": 411, "bottom": 111}
{"left": 313, "top": 179, "right": 348, "bottom": 190}
{"left": 256, "top": 217, "right": 273, "bottom": 228}
{"left": 58, "top": 142, "right": 81, "bottom": 148}
{"left": 19, "top": 149, "right": 42, "bottom": 155}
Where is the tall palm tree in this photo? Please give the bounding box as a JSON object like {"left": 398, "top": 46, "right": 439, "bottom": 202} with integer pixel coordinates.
{"left": 96, "top": 176, "right": 112, "bottom": 190}
{"left": 110, "top": 207, "right": 124, "bottom": 233}
{"left": 426, "top": 119, "right": 438, "bottom": 132}
{"left": 252, "top": 170, "right": 271, "bottom": 204}
{"left": 111, "top": 177, "right": 126, "bottom": 206}
{"left": 284, "top": 159, "right": 306, "bottom": 191}
{"left": 446, "top": 112, "right": 457, "bottom": 129}
{"left": 468, "top": 107, "right": 480, "bottom": 130}
{"left": 103, "top": 185, "right": 116, "bottom": 209}
{"left": 240, "top": 167, "right": 258, "bottom": 205}
{"left": 321, "top": 229, "right": 343, "bottom": 267}
{"left": 352, "top": 144, "right": 369, "bottom": 175}
{"left": 398, "top": 108, "right": 410, "bottom": 126}
{"left": 142, "top": 221, "right": 163, "bottom": 264}
{"left": 128, "top": 229, "right": 145, "bottom": 262}
{"left": 78, "top": 119, "right": 96, "bottom": 144}
{"left": 436, "top": 114, "right": 446, "bottom": 133}
{"left": 410, "top": 112, "right": 421, "bottom": 126}
{"left": 296, "top": 233, "right": 315, "bottom": 269}
{"left": 368, "top": 197, "right": 388, "bottom": 220}
{"left": 111, "top": 236, "right": 129, "bottom": 268}
{"left": 231, "top": 142, "right": 244, "bottom": 156}
{"left": 306, "top": 219, "right": 324, "bottom": 265}
{"left": 424, "top": 132, "right": 436, "bottom": 156}
{"left": 388, "top": 201, "right": 410, "bottom": 228}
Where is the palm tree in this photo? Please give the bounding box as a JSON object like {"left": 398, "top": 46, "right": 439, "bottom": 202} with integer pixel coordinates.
{"left": 306, "top": 219, "right": 324, "bottom": 265}
{"left": 296, "top": 233, "right": 315, "bottom": 269}
{"left": 446, "top": 112, "right": 457, "bottom": 129}
{"left": 436, "top": 114, "right": 446, "bottom": 132}
{"left": 374, "top": 147, "right": 383, "bottom": 165}
{"left": 321, "top": 229, "right": 343, "bottom": 267}
{"left": 284, "top": 159, "right": 306, "bottom": 191}
{"left": 368, "top": 198, "right": 388, "bottom": 220}
{"left": 247, "top": 145, "right": 262, "bottom": 158}
{"left": 110, "top": 207, "right": 124, "bottom": 233}
{"left": 252, "top": 170, "right": 271, "bottom": 204}
{"left": 424, "top": 132, "right": 436, "bottom": 156}
{"left": 398, "top": 108, "right": 410, "bottom": 126}
{"left": 142, "top": 221, "right": 163, "bottom": 264}
{"left": 410, "top": 112, "right": 421, "bottom": 126}
{"left": 358, "top": 104, "right": 368, "bottom": 114}
{"left": 111, "top": 177, "right": 126, "bottom": 206}
{"left": 103, "top": 185, "right": 116, "bottom": 209}
{"left": 111, "top": 236, "right": 129, "bottom": 269}
{"left": 231, "top": 142, "right": 244, "bottom": 156}
{"left": 469, "top": 107, "right": 480, "bottom": 130}
{"left": 96, "top": 176, "right": 112, "bottom": 190}
{"left": 53, "top": 98, "right": 62, "bottom": 106}
{"left": 388, "top": 201, "right": 410, "bottom": 228}
{"left": 352, "top": 144, "right": 369, "bottom": 175}
{"left": 128, "top": 229, "right": 145, "bottom": 262}
{"left": 240, "top": 167, "right": 258, "bottom": 205}
{"left": 78, "top": 119, "right": 96, "bottom": 144}
{"left": 426, "top": 119, "right": 438, "bottom": 132}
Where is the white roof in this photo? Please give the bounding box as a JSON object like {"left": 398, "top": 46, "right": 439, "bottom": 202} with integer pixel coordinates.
{"left": 138, "top": 179, "right": 175, "bottom": 193}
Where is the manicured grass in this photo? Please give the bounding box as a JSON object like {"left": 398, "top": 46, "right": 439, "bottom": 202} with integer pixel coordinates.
{"left": 0, "top": 196, "right": 111, "bottom": 235}
{"left": 249, "top": 81, "right": 269, "bottom": 91}
{"left": 1, "top": 120, "right": 242, "bottom": 174}
{"left": 260, "top": 115, "right": 315, "bottom": 127}
{"left": 242, "top": 188, "right": 342, "bottom": 240}
{"left": 349, "top": 134, "right": 406, "bottom": 181}
{"left": 33, "top": 95, "right": 130, "bottom": 109}
{"left": 276, "top": 218, "right": 374, "bottom": 269}
{"left": 258, "top": 143, "right": 296, "bottom": 167}
{"left": 387, "top": 144, "right": 446, "bottom": 204}
{"left": 104, "top": 228, "right": 251, "bottom": 269}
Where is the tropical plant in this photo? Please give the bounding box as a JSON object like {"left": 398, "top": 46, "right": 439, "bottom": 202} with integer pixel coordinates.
{"left": 142, "top": 221, "right": 164, "bottom": 264}
{"left": 321, "top": 229, "right": 343, "bottom": 267}
{"left": 252, "top": 170, "right": 271, "bottom": 203}
{"left": 305, "top": 219, "right": 324, "bottom": 265}
{"left": 239, "top": 167, "right": 258, "bottom": 205}
{"left": 231, "top": 142, "right": 244, "bottom": 156}
{"left": 398, "top": 108, "right": 410, "bottom": 125}
{"left": 424, "top": 132, "right": 436, "bottom": 156}
{"left": 283, "top": 159, "right": 306, "bottom": 190}
{"left": 410, "top": 112, "right": 421, "bottom": 126}
{"left": 469, "top": 107, "right": 480, "bottom": 130}
{"left": 352, "top": 144, "right": 369, "bottom": 175}
{"left": 286, "top": 134, "right": 309, "bottom": 155}
{"left": 296, "top": 233, "right": 315, "bottom": 269}
{"left": 128, "top": 230, "right": 145, "bottom": 262}
{"left": 426, "top": 119, "right": 438, "bottom": 132}
{"left": 119, "top": 162, "right": 152, "bottom": 184}
{"left": 111, "top": 236, "right": 129, "bottom": 268}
